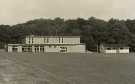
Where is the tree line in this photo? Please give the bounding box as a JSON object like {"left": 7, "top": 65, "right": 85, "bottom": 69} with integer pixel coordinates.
{"left": 0, "top": 17, "right": 135, "bottom": 52}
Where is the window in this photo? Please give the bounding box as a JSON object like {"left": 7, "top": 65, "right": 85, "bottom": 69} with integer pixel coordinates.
{"left": 22, "top": 46, "right": 32, "bottom": 52}
{"left": 49, "top": 45, "right": 52, "bottom": 48}
{"left": 60, "top": 50, "right": 67, "bottom": 52}
{"left": 54, "top": 45, "right": 57, "bottom": 48}
{"left": 44, "top": 38, "right": 46, "bottom": 43}
{"left": 60, "top": 47, "right": 67, "bottom": 49}
{"left": 32, "top": 38, "right": 34, "bottom": 43}
{"left": 12, "top": 48, "right": 18, "bottom": 52}
{"left": 40, "top": 46, "right": 44, "bottom": 52}
{"left": 58, "top": 37, "right": 63, "bottom": 43}
{"left": 62, "top": 37, "right": 63, "bottom": 43}
{"left": 59, "top": 37, "right": 60, "bottom": 43}
{"left": 47, "top": 38, "right": 49, "bottom": 43}
{"left": 28, "top": 37, "right": 30, "bottom": 44}
{"left": 35, "top": 46, "right": 39, "bottom": 52}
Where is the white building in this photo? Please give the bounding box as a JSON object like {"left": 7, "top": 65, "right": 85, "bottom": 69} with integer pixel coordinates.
{"left": 99, "top": 44, "right": 130, "bottom": 53}
{"left": 7, "top": 35, "right": 86, "bottom": 53}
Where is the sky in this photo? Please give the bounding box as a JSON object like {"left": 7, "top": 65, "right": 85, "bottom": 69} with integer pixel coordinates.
{"left": 0, "top": 0, "right": 134, "bottom": 25}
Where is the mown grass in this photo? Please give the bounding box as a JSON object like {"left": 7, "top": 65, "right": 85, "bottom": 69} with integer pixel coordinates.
{"left": 0, "top": 52, "right": 134, "bottom": 84}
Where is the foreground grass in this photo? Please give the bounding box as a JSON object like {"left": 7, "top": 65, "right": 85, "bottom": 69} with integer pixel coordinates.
{"left": 0, "top": 52, "right": 134, "bottom": 84}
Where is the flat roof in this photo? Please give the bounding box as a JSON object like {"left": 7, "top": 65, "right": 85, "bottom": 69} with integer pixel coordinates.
{"left": 8, "top": 43, "right": 85, "bottom": 46}
{"left": 26, "top": 35, "right": 80, "bottom": 38}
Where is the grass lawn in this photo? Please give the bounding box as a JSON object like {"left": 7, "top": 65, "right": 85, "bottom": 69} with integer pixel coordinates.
{"left": 0, "top": 52, "right": 134, "bottom": 84}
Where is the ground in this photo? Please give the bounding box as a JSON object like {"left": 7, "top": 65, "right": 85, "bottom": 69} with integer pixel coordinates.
{"left": 0, "top": 51, "right": 134, "bottom": 84}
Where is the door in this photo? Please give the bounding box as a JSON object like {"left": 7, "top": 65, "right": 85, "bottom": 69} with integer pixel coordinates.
{"left": 35, "top": 46, "right": 39, "bottom": 53}
{"left": 12, "top": 48, "right": 18, "bottom": 52}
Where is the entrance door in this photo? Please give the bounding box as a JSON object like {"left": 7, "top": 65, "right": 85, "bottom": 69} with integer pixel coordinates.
{"left": 40, "top": 46, "right": 44, "bottom": 52}
{"left": 35, "top": 46, "right": 39, "bottom": 53}
{"left": 12, "top": 48, "right": 18, "bottom": 52}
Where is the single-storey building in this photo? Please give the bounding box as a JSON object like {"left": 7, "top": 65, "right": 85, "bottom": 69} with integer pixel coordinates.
{"left": 7, "top": 35, "right": 86, "bottom": 53}
{"left": 99, "top": 44, "right": 130, "bottom": 53}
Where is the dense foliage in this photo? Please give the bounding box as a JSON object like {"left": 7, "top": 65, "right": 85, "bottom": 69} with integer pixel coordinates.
{"left": 0, "top": 17, "right": 135, "bottom": 51}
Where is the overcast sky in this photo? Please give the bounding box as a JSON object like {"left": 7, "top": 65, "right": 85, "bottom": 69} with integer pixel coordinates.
{"left": 0, "top": 0, "right": 134, "bottom": 25}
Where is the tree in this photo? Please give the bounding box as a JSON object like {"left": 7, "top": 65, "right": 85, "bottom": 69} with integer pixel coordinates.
{"left": 107, "top": 19, "right": 130, "bottom": 44}
{"left": 0, "top": 17, "right": 134, "bottom": 51}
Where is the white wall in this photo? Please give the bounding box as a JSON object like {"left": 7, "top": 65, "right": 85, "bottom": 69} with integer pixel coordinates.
{"left": 32, "top": 46, "right": 35, "bottom": 52}
{"left": 105, "top": 50, "right": 117, "bottom": 53}
{"left": 119, "top": 49, "right": 129, "bottom": 53}
{"left": 65, "top": 45, "right": 86, "bottom": 53}
{"left": 8, "top": 46, "right": 12, "bottom": 52}
{"left": 104, "top": 49, "right": 129, "bottom": 53}
{"left": 8, "top": 45, "right": 22, "bottom": 52}
{"left": 18, "top": 46, "right": 22, "bottom": 52}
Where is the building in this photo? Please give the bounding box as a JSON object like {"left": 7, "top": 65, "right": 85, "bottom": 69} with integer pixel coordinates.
{"left": 7, "top": 35, "right": 86, "bottom": 53}
{"left": 99, "top": 44, "right": 130, "bottom": 53}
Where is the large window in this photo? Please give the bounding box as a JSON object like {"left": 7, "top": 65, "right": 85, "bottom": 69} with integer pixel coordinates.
{"left": 22, "top": 46, "right": 32, "bottom": 52}
{"left": 58, "top": 37, "right": 64, "bottom": 43}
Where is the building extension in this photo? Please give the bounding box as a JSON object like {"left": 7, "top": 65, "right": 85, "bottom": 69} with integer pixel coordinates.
{"left": 99, "top": 44, "right": 130, "bottom": 53}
